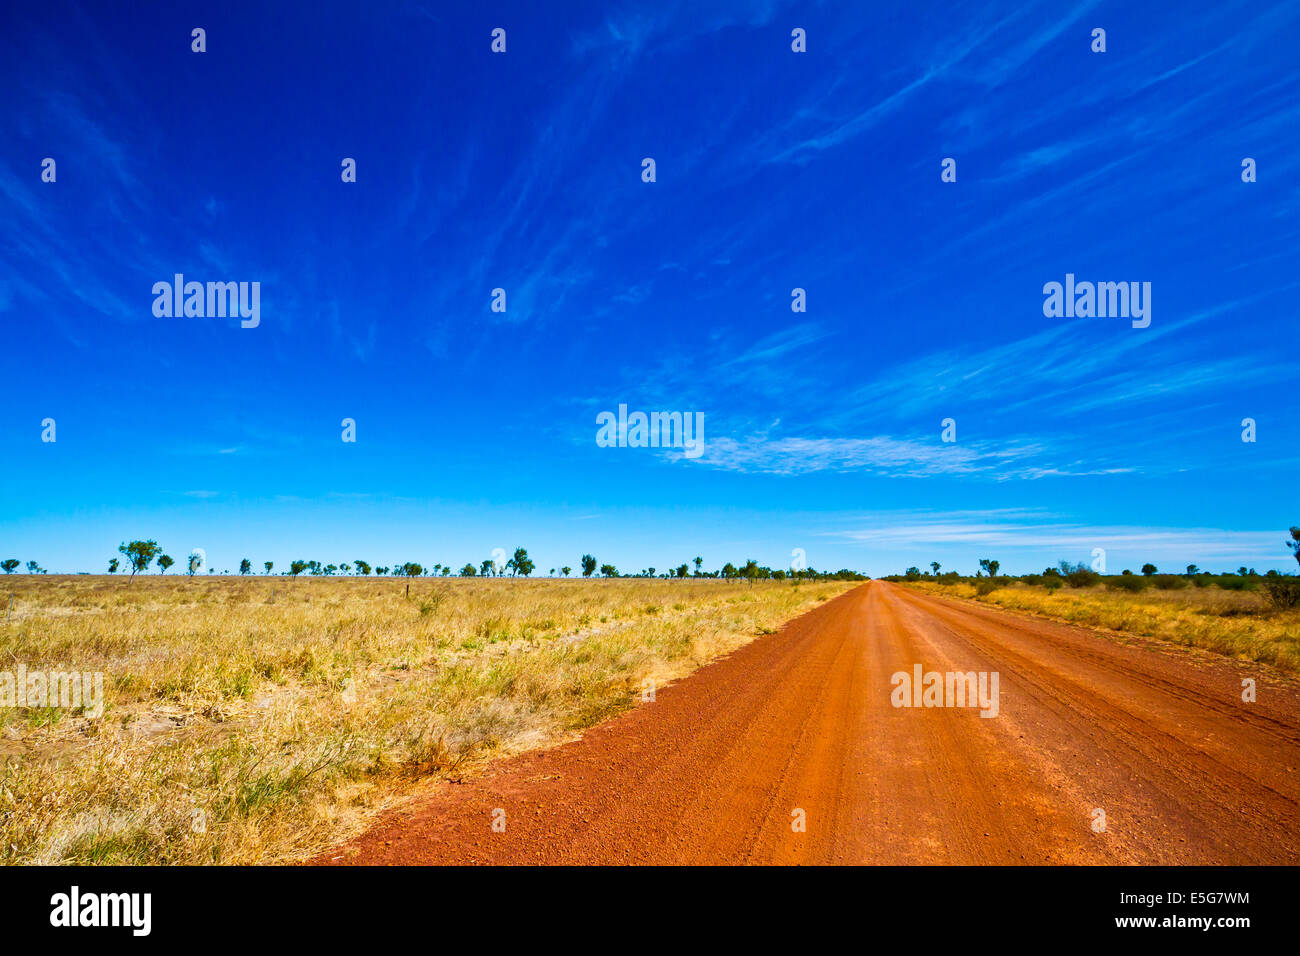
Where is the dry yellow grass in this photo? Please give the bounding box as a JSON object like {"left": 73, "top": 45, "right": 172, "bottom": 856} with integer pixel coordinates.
{"left": 0, "top": 575, "right": 854, "bottom": 864}
{"left": 905, "top": 579, "right": 1300, "bottom": 672}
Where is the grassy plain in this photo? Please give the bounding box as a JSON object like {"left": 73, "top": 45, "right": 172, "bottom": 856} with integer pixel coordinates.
{"left": 0, "top": 574, "right": 855, "bottom": 864}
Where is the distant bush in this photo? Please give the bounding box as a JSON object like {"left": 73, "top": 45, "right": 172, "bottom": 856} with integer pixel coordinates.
{"left": 974, "top": 579, "right": 999, "bottom": 597}
{"left": 1019, "top": 574, "right": 1043, "bottom": 588}
{"left": 1216, "top": 575, "right": 1256, "bottom": 592}
{"left": 1042, "top": 576, "right": 1064, "bottom": 592}
{"left": 1065, "top": 568, "right": 1102, "bottom": 588}
{"left": 1262, "top": 577, "right": 1300, "bottom": 610}
{"left": 1107, "top": 575, "right": 1148, "bottom": 593}
{"left": 1152, "top": 574, "right": 1189, "bottom": 590}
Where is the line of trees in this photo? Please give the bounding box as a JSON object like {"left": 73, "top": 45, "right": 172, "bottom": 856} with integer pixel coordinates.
{"left": 11, "top": 528, "right": 1300, "bottom": 584}
{"left": 3, "top": 542, "right": 863, "bottom": 584}
{"left": 895, "top": 550, "right": 1298, "bottom": 584}
{"left": 886, "top": 528, "right": 1300, "bottom": 607}
{"left": 895, "top": 561, "right": 1289, "bottom": 586}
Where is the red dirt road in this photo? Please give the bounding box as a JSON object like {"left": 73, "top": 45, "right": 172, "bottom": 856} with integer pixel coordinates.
{"left": 316, "top": 582, "right": 1300, "bottom": 865}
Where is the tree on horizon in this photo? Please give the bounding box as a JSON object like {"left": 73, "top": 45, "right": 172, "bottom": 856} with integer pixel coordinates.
{"left": 119, "top": 540, "right": 161, "bottom": 580}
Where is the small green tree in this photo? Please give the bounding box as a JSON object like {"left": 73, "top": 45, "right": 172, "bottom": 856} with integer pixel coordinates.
{"left": 561, "top": 566, "right": 571, "bottom": 577}
{"left": 354, "top": 560, "right": 371, "bottom": 575}
{"left": 461, "top": 563, "right": 477, "bottom": 576}
{"left": 693, "top": 556, "right": 703, "bottom": 576}
{"left": 1141, "top": 563, "right": 1157, "bottom": 576}
{"left": 1186, "top": 564, "right": 1199, "bottom": 576}
{"left": 1287, "top": 527, "right": 1300, "bottom": 567}
{"left": 239, "top": 558, "right": 252, "bottom": 575}
{"left": 581, "top": 554, "right": 597, "bottom": 578}
{"left": 158, "top": 554, "right": 174, "bottom": 574}
{"left": 930, "top": 561, "right": 940, "bottom": 576}
{"left": 675, "top": 563, "right": 689, "bottom": 578}
{"left": 1, "top": 559, "right": 18, "bottom": 574}
{"left": 108, "top": 557, "right": 119, "bottom": 574}
{"left": 264, "top": 561, "right": 273, "bottom": 575}
{"left": 290, "top": 560, "right": 308, "bottom": 577}
{"left": 599, "top": 563, "right": 618, "bottom": 578}
{"left": 510, "top": 547, "right": 535, "bottom": 577}
{"left": 26, "top": 561, "right": 42, "bottom": 574}
{"left": 119, "top": 540, "right": 161, "bottom": 580}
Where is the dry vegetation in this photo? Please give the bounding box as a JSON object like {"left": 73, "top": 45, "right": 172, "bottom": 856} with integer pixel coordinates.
{"left": 0, "top": 575, "right": 854, "bottom": 865}
{"left": 905, "top": 579, "right": 1300, "bottom": 672}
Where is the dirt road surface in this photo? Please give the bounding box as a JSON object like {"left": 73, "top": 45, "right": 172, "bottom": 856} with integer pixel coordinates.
{"left": 316, "top": 582, "right": 1300, "bottom": 865}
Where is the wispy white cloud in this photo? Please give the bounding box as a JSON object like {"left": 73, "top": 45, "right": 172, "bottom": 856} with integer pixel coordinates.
{"left": 689, "top": 433, "right": 1129, "bottom": 479}
{"left": 590, "top": 283, "right": 1283, "bottom": 481}
{"left": 766, "top": 0, "right": 1099, "bottom": 165}
{"left": 569, "top": 2, "right": 782, "bottom": 62}
{"left": 834, "top": 294, "right": 1290, "bottom": 426}
{"left": 821, "top": 509, "right": 1287, "bottom": 563}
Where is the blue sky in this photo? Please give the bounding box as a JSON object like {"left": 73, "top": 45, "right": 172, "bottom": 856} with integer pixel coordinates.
{"left": 1, "top": 0, "right": 1297, "bottom": 576}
